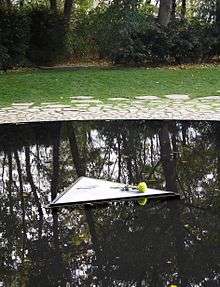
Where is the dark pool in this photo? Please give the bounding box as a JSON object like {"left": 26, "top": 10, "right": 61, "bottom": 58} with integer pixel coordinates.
{"left": 0, "top": 120, "right": 219, "bottom": 287}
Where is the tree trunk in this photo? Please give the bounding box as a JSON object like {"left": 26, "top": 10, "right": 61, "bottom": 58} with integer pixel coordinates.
{"left": 50, "top": 0, "right": 57, "bottom": 13}
{"left": 63, "top": 0, "right": 74, "bottom": 28}
{"left": 171, "top": 0, "right": 176, "bottom": 20}
{"left": 217, "top": 0, "right": 220, "bottom": 31}
{"left": 19, "top": 0, "right": 24, "bottom": 7}
{"left": 181, "top": 0, "right": 186, "bottom": 19}
{"left": 6, "top": 0, "right": 12, "bottom": 8}
{"left": 158, "top": 0, "right": 172, "bottom": 27}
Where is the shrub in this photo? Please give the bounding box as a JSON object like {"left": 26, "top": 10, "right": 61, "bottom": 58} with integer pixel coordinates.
{"left": 67, "top": 10, "right": 99, "bottom": 59}
{"left": 0, "top": 45, "right": 10, "bottom": 71}
{"left": 0, "top": 8, "right": 30, "bottom": 70}
{"left": 168, "top": 20, "right": 217, "bottom": 64}
{"left": 91, "top": 6, "right": 218, "bottom": 65}
{"left": 28, "top": 7, "right": 66, "bottom": 65}
{"left": 92, "top": 6, "right": 151, "bottom": 64}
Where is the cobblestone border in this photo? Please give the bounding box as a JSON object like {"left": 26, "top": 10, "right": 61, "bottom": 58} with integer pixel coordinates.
{"left": 1, "top": 95, "right": 220, "bottom": 124}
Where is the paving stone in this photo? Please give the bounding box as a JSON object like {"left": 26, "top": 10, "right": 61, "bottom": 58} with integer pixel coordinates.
{"left": 165, "top": 94, "right": 190, "bottom": 100}
{"left": 62, "top": 108, "right": 80, "bottom": 112}
{"left": 88, "top": 107, "right": 102, "bottom": 112}
{"left": 108, "top": 97, "right": 130, "bottom": 101}
{"left": 42, "top": 104, "right": 70, "bottom": 109}
{"left": 71, "top": 99, "right": 102, "bottom": 104}
{"left": 1, "top": 98, "right": 220, "bottom": 123}
{"left": 12, "top": 102, "right": 35, "bottom": 108}
{"left": 73, "top": 103, "right": 91, "bottom": 107}
{"left": 70, "top": 96, "right": 94, "bottom": 100}
{"left": 41, "top": 102, "right": 61, "bottom": 105}
{"left": 135, "top": 96, "right": 160, "bottom": 101}
{"left": 199, "top": 96, "right": 220, "bottom": 101}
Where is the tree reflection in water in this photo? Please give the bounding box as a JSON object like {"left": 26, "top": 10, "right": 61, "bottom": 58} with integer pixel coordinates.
{"left": 0, "top": 120, "right": 219, "bottom": 287}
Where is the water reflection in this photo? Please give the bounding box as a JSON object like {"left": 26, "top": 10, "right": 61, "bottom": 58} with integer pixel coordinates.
{"left": 0, "top": 120, "right": 220, "bottom": 287}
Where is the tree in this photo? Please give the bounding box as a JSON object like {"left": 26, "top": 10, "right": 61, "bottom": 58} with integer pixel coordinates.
{"left": 50, "top": 0, "right": 58, "bottom": 13}
{"left": 217, "top": 0, "right": 220, "bottom": 29}
{"left": 181, "top": 0, "right": 186, "bottom": 19}
{"left": 64, "top": 0, "right": 74, "bottom": 27}
{"left": 158, "top": 0, "right": 172, "bottom": 26}
{"left": 171, "top": 0, "right": 177, "bottom": 20}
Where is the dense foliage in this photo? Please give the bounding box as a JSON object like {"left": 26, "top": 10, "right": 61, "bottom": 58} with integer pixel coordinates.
{"left": 28, "top": 8, "right": 66, "bottom": 65}
{"left": 0, "top": 0, "right": 219, "bottom": 68}
{"left": 0, "top": 8, "right": 30, "bottom": 70}
{"left": 72, "top": 3, "right": 219, "bottom": 65}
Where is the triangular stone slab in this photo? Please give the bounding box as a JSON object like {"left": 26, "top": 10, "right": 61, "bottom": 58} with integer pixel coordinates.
{"left": 49, "top": 177, "right": 179, "bottom": 207}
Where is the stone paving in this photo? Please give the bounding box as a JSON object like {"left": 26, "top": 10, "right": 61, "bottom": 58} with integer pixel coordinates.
{"left": 1, "top": 95, "right": 220, "bottom": 124}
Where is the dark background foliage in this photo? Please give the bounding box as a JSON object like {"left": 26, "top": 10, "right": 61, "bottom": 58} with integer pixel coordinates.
{"left": 0, "top": 0, "right": 220, "bottom": 68}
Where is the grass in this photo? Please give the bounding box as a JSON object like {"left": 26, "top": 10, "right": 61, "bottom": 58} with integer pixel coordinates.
{"left": 0, "top": 65, "right": 220, "bottom": 107}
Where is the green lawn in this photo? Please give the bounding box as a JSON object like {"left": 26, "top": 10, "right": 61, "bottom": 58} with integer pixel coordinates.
{"left": 0, "top": 66, "right": 220, "bottom": 106}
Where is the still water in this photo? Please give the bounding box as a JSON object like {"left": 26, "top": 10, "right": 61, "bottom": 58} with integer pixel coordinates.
{"left": 0, "top": 120, "right": 219, "bottom": 287}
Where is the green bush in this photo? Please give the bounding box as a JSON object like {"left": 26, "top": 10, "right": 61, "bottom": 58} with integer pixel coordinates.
{"left": 0, "top": 4, "right": 219, "bottom": 68}
{"left": 0, "top": 45, "right": 10, "bottom": 71}
{"left": 91, "top": 6, "right": 150, "bottom": 64}
{"left": 67, "top": 10, "right": 99, "bottom": 59}
{"left": 28, "top": 7, "right": 66, "bottom": 65}
{"left": 90, "top": 6, "right": 218, "bottom": 65}
{"left": 0, "top": 8, "right": 30, "bottom": 70}
{"left": 168, "top": 20, "right": 216, "bottom": 64}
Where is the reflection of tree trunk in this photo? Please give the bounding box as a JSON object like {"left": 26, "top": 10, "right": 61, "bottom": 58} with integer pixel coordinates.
{"left": 84, "top": 206, "right": 108, "bottom": 286}
{"left": 159, "top": 122, "right": 188, "bottom": 286}
{"left": 150, "top": 265, "right": 161, "bottom": 286}
{"left": 171, "top": 122, "right": 178, "bottom": 161}
{"left": 50, "top": 123, "right": 64, "bottom": 286}
{"left": 68, "top": 123, "right": 85, "bottom": 177}
{"left": 51, "top": 123, "right": 62, "bottom": 247}
{"left": 122, "top": 132, "right": 133, "bottom": 184}
{"left": 67, "top": 124, "right": 107, "bottom": 285}
{"left": 25, "top": 146, "right": 43, "bottom": 239}
{"left": 14, "top": 150, "right": 26, "bottom": 285}
{"left": 117, "top": 135, "right": 122, "bottom": 182}
{"left": 7, "top": 149, "right": 13, "bottom": 216}
{"left": 159, "top": 122, "right": 177, "bottom": 192}
{"left": 181, "top": 122, "right": 188, "bottom": 145}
